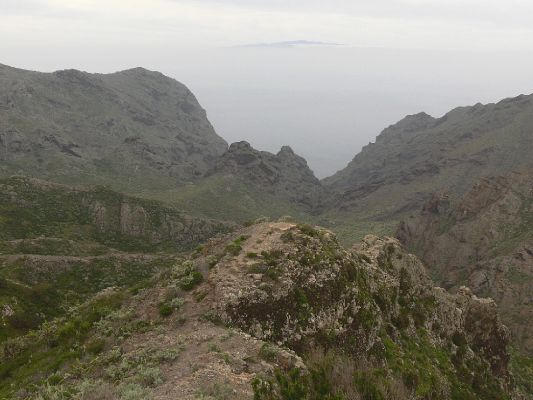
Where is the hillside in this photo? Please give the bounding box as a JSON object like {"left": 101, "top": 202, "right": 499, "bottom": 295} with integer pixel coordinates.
{"left": 150, "top": 141, "right": 328, "bottom": 223}
{"left": 0, "top": 176, "right": 233, "bottom": 341}
{"left": 0, "top": 64, "right": 330, "bottom": 224}
{"left": 323, "top": 95, "right": 533, "bottom": 243}
{"left": 397, "top": 167, "right": 533, "bottom": 354}
{"left": 0, "top": 64, "right": 228, "bottom": 192}
{"left": 0, "top": 222, "right": 518, "bottom": 399}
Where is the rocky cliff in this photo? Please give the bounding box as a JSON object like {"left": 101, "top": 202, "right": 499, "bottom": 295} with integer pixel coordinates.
{"left": 208, "top": 141, "right": 327, "bottom": 212}
{"left": 397, "top": 166, "right": 533, "bottom": 358}
{"left": 1, "top": 222, "right": 518, "bottom": 399}
{"left": 0, "top": 64, "right": 227, "bottom": 191}
{"left": 323, "top": 95, "right": 533, "bottom": 241}
{"left": 0, "top": 176, "right": 232, "bottom": 252}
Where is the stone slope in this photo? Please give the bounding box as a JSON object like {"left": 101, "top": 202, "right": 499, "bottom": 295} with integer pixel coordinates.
{"left": 397, "top": 166, "right": 533, "bottom": 355}
{"left": 209, "top": 223, "right": 513, "bottom": 399}
{"left": 207, "top": 141, "right": 327, "bottom": 212}
{"left": 167, "top": 141, "right": 328, "bottom": 223}
{"left": 2, "top": 222, "right": 517, "bottom": 399}
{"left": 323, "top": 94, "right": 533, "bottom": 240}
{"left": 0, "top": 64, "right": 227, "bottom": 191}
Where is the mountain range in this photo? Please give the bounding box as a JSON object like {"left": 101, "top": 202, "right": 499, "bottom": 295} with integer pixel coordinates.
{"left": 0, "top": 64, "right": 227, "bottom": 192}
{"left": 0, "top": 64, "right": 532, "bottom": 399}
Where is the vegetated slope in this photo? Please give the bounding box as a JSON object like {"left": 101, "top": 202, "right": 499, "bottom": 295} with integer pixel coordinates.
{"left": 0, "top": 176, "right": 233, "bottom": 341}
{"left": 0, "top": 176, "right": 232, "bottom": 252}
{"left": 396, "top": 167, "right": 533, "bottom": 350}
{"left": 323, "top": 94, "right": 533, "bottom": 243}
{"left": 1, "top": 222, "right": 517, "bottom": 399}
{"left": 155, "top": 141, "right": 328, "bottom": 222}
{"left": 0, "top": 64, "right": 328, "bottom": 223}
{"left": 0, "top": 64, "right": 227, "bottom": 192}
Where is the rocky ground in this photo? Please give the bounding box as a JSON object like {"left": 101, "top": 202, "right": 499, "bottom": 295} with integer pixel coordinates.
{"left": 1, "top": 221, "right": 520, "bottom": 399}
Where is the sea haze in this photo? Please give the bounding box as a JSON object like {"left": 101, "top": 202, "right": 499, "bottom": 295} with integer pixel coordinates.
{"left": 166, "top": 45, "right": 533, "bottom": 177}
{"left": 4, "top": 45, "right": 533, "bottom": 177}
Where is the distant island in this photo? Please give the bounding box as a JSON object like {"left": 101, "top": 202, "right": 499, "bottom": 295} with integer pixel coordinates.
{"left": 238, "top": 40, "right": 344, "bottom": 48}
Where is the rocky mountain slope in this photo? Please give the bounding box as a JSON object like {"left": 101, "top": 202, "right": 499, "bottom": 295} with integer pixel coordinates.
{"left": 0, "top": 64, "right": 228, "bottom": 192}
{"left": 0, "top": 64, "right": 329, "bottom": 224}
{"left": 0, "top": 222, "right": 519, "bottom": 399}
{"left": 0, "top": 176, "right": 233, "bottom": 341}
{"left": 0, "top": 176, "right": 231, "bottom": 252}
{"left": 323, "top": 95, "right": 533, "bottom": 242}
{"left": 396, "top": 166, "right": 533, "bottom": 357}
{"left": 209, "top": 141, "right": 327, "bottom": 212}
{"left": 150, "top": 141, "right": 328, "bottom": 224}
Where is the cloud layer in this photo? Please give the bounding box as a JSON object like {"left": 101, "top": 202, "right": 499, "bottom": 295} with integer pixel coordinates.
{"left": 3, "top": 0, "right": 533, "bottom": 50}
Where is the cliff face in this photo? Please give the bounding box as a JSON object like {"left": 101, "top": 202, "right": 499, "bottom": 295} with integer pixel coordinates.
{"left": 208, "top": 141, "right": 328, "bottom": 212}
{"left": 322, "top": 95, "right": 533, "bottom": 240}
{"left": 208, "top": 223, "right": 512, "bottom": 399}
{"left": 0, "top": 64, "right": 227, "bottom": 191}
{"left": 0, "top": 176, "right": 233, "bottom": 252}
{"left": 397, "top": 166, "right": 533, "bottom": 355}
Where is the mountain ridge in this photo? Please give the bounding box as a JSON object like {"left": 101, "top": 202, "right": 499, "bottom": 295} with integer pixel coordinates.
{"left": 397, "top": 165, "right": 533, "bottom": 356}
{"left": 0, "top": 221, "right": 518, "bottom": 399}
{"left": 320, "top": 91, "right": 533, "bottom": 243}
{"left": 0, "top": 64, "right": 228, "bottom": 192}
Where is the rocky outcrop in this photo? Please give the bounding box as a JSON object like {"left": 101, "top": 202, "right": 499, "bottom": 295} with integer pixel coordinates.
{"left": 0, "top": 221, "right": 518, "bottom": 399}
{"left": 0, "top": 176, "right": 234, "bottom": 252}
{"left": 323, "top": 94, "right": 533, "bottom": 235}
{"left": 208, "top": 141, "right": 327, "bottom": 212}
{"left": 203, "top": 222, "right": 514, "bottom": 399}
{"left": 397, "top": 166, "right": 533, "bottom": 354}
{"left": 0, "top": 64, "right": 228, "bottom": 191}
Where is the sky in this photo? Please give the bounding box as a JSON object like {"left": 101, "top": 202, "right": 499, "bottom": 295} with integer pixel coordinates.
{"left": 3, "top": 0, "right": 533, "bottom": 176}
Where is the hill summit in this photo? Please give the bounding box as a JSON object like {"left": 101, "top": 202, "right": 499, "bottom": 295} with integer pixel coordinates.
{"left": 0, "top": 64, "right": 227, "bottom": 191}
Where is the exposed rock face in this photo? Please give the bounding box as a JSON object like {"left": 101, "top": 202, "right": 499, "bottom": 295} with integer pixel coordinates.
{"left": 397, "top": 166, "right": 533, "bottom": 354}
{"left": 208, "top": 141, "right": 327, "bottom": 212}
{"left": 0, "top": 176, "right": 233, "bottom": 252}
{"left": 204, "top": 222, "right": 514, "bottom": 399}
{"left": 0, "top": 221, "right": 518, "bottom": 399}
{"left": 0, "top": 64, "right": 228, "bottom": 191}
{"left": 323, "top": 94, "right": 533, "bottom": 233}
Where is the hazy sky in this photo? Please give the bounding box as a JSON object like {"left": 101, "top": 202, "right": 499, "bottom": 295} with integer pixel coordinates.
{"left": 3, "top": 0, "right": 533, "bottom": 176}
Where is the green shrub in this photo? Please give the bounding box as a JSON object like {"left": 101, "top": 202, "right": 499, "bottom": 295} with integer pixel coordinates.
{"left": 261, "top": 250, "right": 283, "bottom": 266}
{"left": 196, "top": 381, "right": 235, "bottom": 399}
{"left": 87, "top": 338, "right": 106, "bottom": 354}
{"left": 118, "top": 382, "right": 152, "bottom": 400}
{"left": 259, "top": 343, "right": 278, "bottom": 362}
{"left": 297, "top": 224, "right": 319, "bottom": 237}
{"left": 208, "top": 343, "right": 222, "bottom": 353}
{"left": 206, "top": 255, "right": 219, "bottom": 268}
{"left": 452, "top": 332, "right": 468, "bottom": 347}
{"left": 158, "top": 303, "right": 173, "bottom": 317}
{"left": 178, "top": 270, "right": 203, "bottom": 291}
{"left": 200, "top": 311, "right": 225, "bottom": 326}
{"left": 280, "top": 231, "right": 294, "bottom": 243}
{"left": 135, "top": 366, "right": 162, "bottom": 387}
{"left": 224, "top": 235, "right": 249, "bottom": 256}
{"left": 47, "top": 373, "right": 63, "bottom": 386}
{"left": 252, "top": 369, "right": 309, "bottom": 400}
{"left": 173, "top": 261, "right": 204, "bottom": 291}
